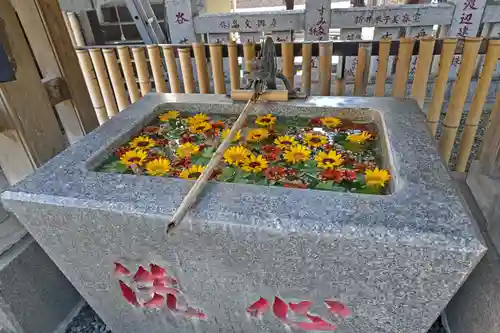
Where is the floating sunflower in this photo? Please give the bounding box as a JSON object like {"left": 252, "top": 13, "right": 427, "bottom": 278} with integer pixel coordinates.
{"left": 315, "top": 151, "right": 344, "bottom": 169}
{"left": 187, "top": 113, "right": 209, "bottom": 126}
{"left": 274, "top": 135, "right": 297, "bottom": 149}
{"left": 224, "top": 145, "right": 251, "bottom": 166}
{"left": 158, "top": 110, "right": 180, "bottom": 121}
{"left": 365, "top": 168, "right": 391, "bottom": 187}
{"left": 120, "top": 150, "right": 148, "bottom": 166}
{"left": 176, "top": 142, "right": 200, "bottom": 158}
{"left": 241, "top": 155, "right": 268, "bottom": 173}
{"left": 145, "top": 158, "right": 171, "bottom": 176}
{"left": 347, "top": 131, "right": 372, "bottom": 144}
{"left": 221, "top": 128, "right": 241, "bottom": 142}
{"left": 320, "top": 117, "right": 342, "bottom": 128}
{"left": 255, "top": 114, "right": 276, "bottom": 127}
{"left": 179, "top": 165, "right": 206, "bottom": 180}
{"left": 303, "top": 132, "right": 328, "bottom": 148}
{"left": 246, "top": 128, "right": 269, "bottom": 142}
{"left": 129, "top": 136, "right": 156, "bottom": 150}
{"left": 283, "top": 145, "right": 311, "bottom": 164}
{"left": 189, "top": 122, "right": 212, "bottom": 134}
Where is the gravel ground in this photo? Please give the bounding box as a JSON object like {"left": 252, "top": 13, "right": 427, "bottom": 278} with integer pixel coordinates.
{"left": 65, "top": 304, "right": 447, "bottom": 333}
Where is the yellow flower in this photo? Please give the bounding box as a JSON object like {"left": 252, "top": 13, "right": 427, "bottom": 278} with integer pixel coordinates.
{"left": 320, "top": 117, "right": 342, "bottom": 128}
{"left": 365, "top": 168, "right": 391, "bottom": 187}
{"left": 241, "top": 155, "right": 268, "bottom": 173}
{"left": 303, "top": 132, "right": 328, "bottom": 148}
{"left": 315, "top": 151, "right": 344, "bottom": 169}
{"left": 189, "top": 122, "right": 212, "bottom": 134}
{"left": 274, "top": 135, "right": 297, "bottom": 149}
{"left": 145, "top": 158, "right": 171, "bottom": 176}
{"left": 159, "top": 110, "right": 179, "bottom": 121}
{"left": 120, "top": 150, "right": 148, "bottom": 166}
{"left": 224, "top": 145, "right": 251, "bottom": 166}
{"left": 176, "top": 143, "right": 200, "bottom": 158}
{"left": 221, "top": 128, "right": 241, "bottom": 142}
{"left": 179, "top": 165, "right": 206, "bottom": 180}
{"left": 283, "top": 145, "right": 311, "bottom": 164}
{"left": 255, "top": 114, "right": 276, "bottom": 127}
{"left": 246, "top": 128, "right": 269, "bottom": 142}
{"left": 187, "top": 113, "right": 209, "bottom": 126}
{"left": 347, "top": 131, "right": 372, "bottom": 144}
{"left": 129, "top": 136, "right": 156, "bottom": 150}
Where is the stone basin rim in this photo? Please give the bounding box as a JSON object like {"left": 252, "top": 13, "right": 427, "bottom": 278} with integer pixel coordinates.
{"left": 0, "top": 94, "right": 485, "bottom": 255}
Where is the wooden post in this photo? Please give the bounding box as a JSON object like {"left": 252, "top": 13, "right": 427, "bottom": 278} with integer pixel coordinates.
{"left": 479, "top": 95, "right": 500, "bottom": 178}
{"left": 162, "top": 45, "right": 181, "bottom": 93}
{"left": 427, "top": 38, "right": 457, "bottom": 135}
{"left": 117, "top": 46, "right": 140, "bottom": 103}
{"left": 282, "top": 42, "right": 294, "bottom": 90}
{"left": 319, "top": 42, "right": 332, "bottom": 96}
{"left": 354, "top": 43, "right": 369, "bottom": 96}
{"left": 192, "top": 42, "right": 210, "bottom": 94}
{"left": 0, "top": 0, "right": 65, "bottom": 183}
{"left": 455, "top": 39, "right": 500, "bottom": 172}
{"left": 209, "top": 44, "right": 226, "bottom": 94}
{"left": 89, "top": 49, "right": 118, "bottom": 118}
{"left": 11, "top": 0, "right": 98, "bottom": 140}
{"left": 178, "top": 47, "right": 195, "bottom": 93}
{"left": 243, "top": 42, "right": 256, "bottom": 75}
{"left": 147, "top": 45, "right": 168, "bottom": 93}
{"left": 228, "top": 40, "right": 240, "bottom": 91}
{"left": 301, "top": 43, "right": 312, "bottom": 95}
{"left": 439, "top": 37, "right": 482, "bottom": 163}
{"left": 61, "top": 11, "right": 76, "bottom": 47}
{"left": 411, "top": 37, "right": 435, "bottom": 108}
{"left": 102, "top": 49, "right": 129, "bottom": 111}
{"left": 76, "top": 50, "right": 108, "bottom": 124}
{"left": 392, "top": 38, "right": 415, "bottom": 98}
{"left": 67, "top": 12, "right": 85, "bottom": 47}
{"left": 132, "top": 47, "right": 151, "bottom": 96}
{"left": 374, "top": 39, "right": 391, "bottom": 97}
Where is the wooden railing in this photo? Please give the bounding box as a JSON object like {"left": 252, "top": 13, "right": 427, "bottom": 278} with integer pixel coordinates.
{"left": 75, "top": 37, "right": 500, "bottom": 172}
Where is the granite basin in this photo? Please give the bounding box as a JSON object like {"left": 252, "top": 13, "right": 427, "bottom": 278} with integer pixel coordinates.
{"left": 1, "top": 94, "right": 485, "bottom": 333}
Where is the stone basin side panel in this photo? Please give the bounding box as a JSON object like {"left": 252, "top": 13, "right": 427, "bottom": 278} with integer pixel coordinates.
{"left": 2, "top": 200, "right": 480, "bottom": 333}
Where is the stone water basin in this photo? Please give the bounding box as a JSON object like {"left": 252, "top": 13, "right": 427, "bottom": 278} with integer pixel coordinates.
{"left": 1, "top": 94, "right": 485, "bottom": 333}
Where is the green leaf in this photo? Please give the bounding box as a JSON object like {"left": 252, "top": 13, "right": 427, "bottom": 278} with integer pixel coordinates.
{"left": 343, "top": 142, "right": 366, "bottom": 153}
{"left": 100, "top": 160, "right": 128, "bottom": 173}
{"left": 193, "top": 156, "right": 211, "bottom": 165}
{"left": 202, "top": 147, "right": 215, "bottom": 158}
{"left": 218, "top": 167, "right": 236, "bottom": 181}
{"left": 357, "top": 186, "right": 383, "bottom": 195}
{"left": 304, "top": 160, "right": 317, "bottom": 168}
{"left": 255, "top": 178, "right": 269, "bottom": 185}
{"left": 315, "top": 181, "right": 334, "bottom": 190}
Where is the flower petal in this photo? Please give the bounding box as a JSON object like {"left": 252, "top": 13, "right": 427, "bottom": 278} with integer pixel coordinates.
{"left": 166, "top": 293, "right": 177, "bottom": 310}
{"left": 114, "top": 262, "right": 131, "bottom": 276}
{"left": 325, "top": 300, "right": 351, "bottom": 318}
{"left": 149, "top": 263, "right": 167, "bottom": 279}
{"left": 247, "top": 297, "right": 270, "bottom": 317}
{"left": 143, "top": 293, "right": 165, "bottom": 308}
{"left": 273, "top": 296, "right": 288, "bottom": 321}
{"left": 119, "top": 280, "right": 139, "bottom": 306}
{"left": 133, "top": 266, "right": 155, "bottom": 283}
{"left": 289, "top": 300, "right": 312, "bottom": 315}
{"left": 184, "top": 307, "right": 207, "bottom": 319}
{"left": 296, "top": 318, "right": 336, "bottom": 331}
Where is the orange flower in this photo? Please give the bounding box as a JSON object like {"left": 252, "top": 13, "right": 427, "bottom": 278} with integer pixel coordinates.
{"left": 264, "top": 166, "right": 286, "bottom": 181}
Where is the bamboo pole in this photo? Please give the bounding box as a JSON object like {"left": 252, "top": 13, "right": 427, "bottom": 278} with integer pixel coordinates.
{"left": 243, "top": 42, "right": 256, "bottom": 74}
{"left": 89, "top": 49, "right": 118, "bottom": 118}
{"left": 228, "top": 40, "right": 240, "bottom": 91}
{"left": 231, "top": 90, "right": 288, "bottom": 101}
{"left": 131, "top": 47, "right": 151, "bottom": 96}
{"left": 67, "top": 12, "right": 85, "bottom": 47}
{"left": 61, "top": 11, "right": 77, "bottom": 47}
{"left": 162, "top": 45, "right": 181, "bottom": 93}
{"left": 76, "top": 50, "right": 108, "bottom": 124}
{"left": 282, "top": 42, "right": 294, "bottom": 90}
{"left": 439, "top": 37, "right": 482, "bottom": 163}
{"left": 209, "top": 44, "right": 226, "bottom": 94}
{"left": 427, "top": 38, "right": 457, "bottom": 135}
{"left": 354, "top": 43, "right": 369, "bottom": 96}
{"left": 178, "top": 47, "right": 195, "bottom": 93}
{"left": 455, "top": 39, "right": 500, "bottom": 172}
{"left": 375, "top": 38, "right": 391, "bottom": 97}
{"left": 333, "top": 78, "right": 345, "bottom": 96}
{"left": 167, "top": 96, "right": 258, "bottom": 234}
{"left": 411, "top": 37, "right": 435, "bottom": 108}
{"left": 319, "top": 42, "right": 333, "bottom": 96}
{"left": 147, "top": 45, "right": 168, "bottom": 93}
{"left": 392, "top": 37, "right": 415, "bottom": 98}
{"left": 117, "top": 46, "right": 140, "bottom": 103}
{"left": 192, "top": 42, "right": 210, "bottom": 93}
{"left": 301, "top": 43, "right": 312, "bottom": 95}
{"left": 102, "top": 49, "right": 129, "bottom": 111}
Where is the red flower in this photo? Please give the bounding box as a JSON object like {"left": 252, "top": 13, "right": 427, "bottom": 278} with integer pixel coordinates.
{"left": 180, "top": 135, "right": 194, "bottom": 144}
{"left": 311, "top": 117, "right": 322, "bottom": 126}
{"left": 264, "top": 167, "right": 286, "bottom": 181}
{"left": 211, "top": 121, "right": 225, "bottom": 129}
{"left": 114, "top": 147, "right": 130, "bottom": 158}
{"left": 173, "top": 157, "right": 191, "bottom": 168}
{"left": 261, "top": 145, "right": 280, "bottom": 154}
{"left": 155, "top": 139, "right": 169, "bottom": 146}
{"left": 344, "top": 170, "right": 357, "bottom": 181}
{"left": 285, "top": 169, "right": 298, "bottom": 176}
{"left": 283, "top": 182, "right": 309, "bottom": 189}
{"left": 143, "top": 126, "right": 161, "bottom": 134}
{"left": 353, "top": 163, "right": 367, "bottom": 171}
{"left": 321, "top": 169, "right": 345, "bottom": 183}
